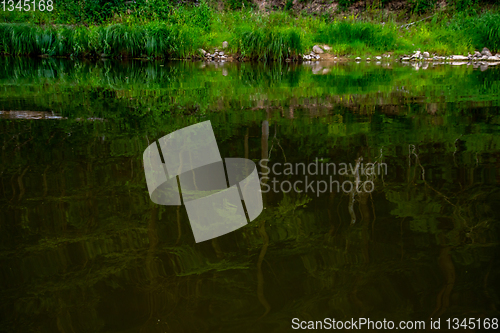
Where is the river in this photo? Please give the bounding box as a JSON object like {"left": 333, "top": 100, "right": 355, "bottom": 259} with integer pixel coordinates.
{"left": 0, "top": 58, "right": 499, "bottom": 332}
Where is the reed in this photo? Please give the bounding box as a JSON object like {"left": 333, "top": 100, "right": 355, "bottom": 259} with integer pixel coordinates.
{"left": 0, "top": 23, "right": 202, "bottom": 59}
{"left": 455, "top": 11, "right": 500, "bottom": 52}
{"left": 0, "top": 24, "right": 56, "bottom": 55}
{"left": 234, "top": 27, "right": 303, "bottom": 60}
{"left": 144, "top": 23, "right": 176, "bottom": 58}
{"left": 56, "top": 26, "right": 96, "bottom": 57}
{"left": 102, "top": 24, "right": 146, "bottom": 57}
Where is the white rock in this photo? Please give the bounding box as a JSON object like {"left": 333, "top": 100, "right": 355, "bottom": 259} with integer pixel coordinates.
{"left": 366, "top": 58, "right": 371, "bottom": 61}
{"left": 376, "top": 56, "right": 381, "bottom": 60}
{"left": 219, "top": 51, "right": 224, "bottom": 56}
{"left": 423, "top": 52, "right": 430, "bottom": 58}
{"left": 481, "top": 47, "right": 492, "bottom": 57}
{"left": 322, "top": 45, "right": 331, "bottom": 51}
{"left": 452, "top": 55, "right": 468, "bottom": 61}
{"left": 312, "top": 45, "right": 324, "bottom": 54}
{"left": 488, "top": 56, "right": 500, "bottom": 61}
{"left": 355, "top": 57, "right": 361, "bottom": 61}
{"left": 198, "top": 49, "right": 207, "bottom": 55}
{"left": 222, "top": 41, "right": 228, "bottom": 49}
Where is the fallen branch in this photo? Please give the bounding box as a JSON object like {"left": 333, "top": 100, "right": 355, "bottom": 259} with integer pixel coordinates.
{"left": 400, "top": 14, "right": 437, "bottom": 29}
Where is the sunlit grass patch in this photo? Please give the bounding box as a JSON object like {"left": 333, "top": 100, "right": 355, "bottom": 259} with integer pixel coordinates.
{"left": 315, "top": 19, "right": 398, "bottom": 54}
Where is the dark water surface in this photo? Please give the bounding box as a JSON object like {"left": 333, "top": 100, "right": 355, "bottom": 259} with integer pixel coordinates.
{"left": 0, "top": 58, "right": 499, "bottom": 332}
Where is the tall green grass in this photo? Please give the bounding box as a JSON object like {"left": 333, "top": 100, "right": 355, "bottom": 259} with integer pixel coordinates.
{"left": 400, "top": 11, "right": 500, "bottom": 55}
{"left": 233, "top": 26, "right": 303, "bottom": 60}
{"left": 56, "top": 26, "right": 95, "bottom": 57}
{"left": 0, "top": 23, "right": 202, "bottom": 59}
{"left": 0, "top": 24, "right": 57, "bottom": 55}
{"left": 102, "top": 24, "right": 145, "bottom": 57}
{"left": 315, "top": 20, "right": 398, "bottom": 55}
{"left": 312, "top": 10, "right": 499, "bottom": 57}
{"left": 451, "top": 11, "right": 500, "bottom": 52}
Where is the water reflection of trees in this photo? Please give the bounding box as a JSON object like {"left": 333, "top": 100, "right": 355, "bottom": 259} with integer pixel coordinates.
{"left": 1, "top": 108, "right": 499, "bottom": 331}
{"left": 1, "top": 59, "right": 500, "bottom": 331}
{"left": 1, "top": 58, "right": 499, "bottom": 124}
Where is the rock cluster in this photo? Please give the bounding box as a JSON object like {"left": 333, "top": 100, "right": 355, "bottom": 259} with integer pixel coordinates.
{"left": 302, "top": 45, "right": 325, "bottom": 61}
{"left": 400, "top": 48, "right": 500, "bottom": 62}
{"left": 312, "top": 45, "right": 324, "bottom": 54}
{"left": 355, "top": 54, "right": 390, "bottom": 61}
{"left": 200, "top": 48, "right": 228, "bottom": 62}
{"left": 303, "top": 52, "right": 321, "bottom": 61}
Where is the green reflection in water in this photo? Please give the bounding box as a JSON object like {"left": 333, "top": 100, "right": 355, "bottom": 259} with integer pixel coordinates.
{"left": 0, "top": 58, "right": 499, "bottom": 332}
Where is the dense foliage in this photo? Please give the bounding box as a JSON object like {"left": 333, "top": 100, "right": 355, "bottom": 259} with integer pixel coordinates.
{"left": 1, "top": 7, "right": 499, "bottom": 60}
{"left": 0, "top": 1, "right": 499, "bottom": 59}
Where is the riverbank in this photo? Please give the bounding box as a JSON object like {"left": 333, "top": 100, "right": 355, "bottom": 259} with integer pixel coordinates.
{"left": 1, "top": 4, "right": 499, "bottom": 61}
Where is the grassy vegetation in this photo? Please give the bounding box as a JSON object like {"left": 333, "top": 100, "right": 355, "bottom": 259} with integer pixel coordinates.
{"left": 0, "top": 22, "right": 203, "bottom": 58}
{"left": 0, "top": 1, "right": 499, "bottom": 60}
